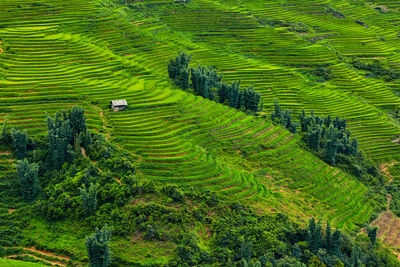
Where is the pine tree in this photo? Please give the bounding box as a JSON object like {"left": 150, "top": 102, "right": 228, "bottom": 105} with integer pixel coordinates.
{"left": 325, "top": 222, "right": 332, "bottom": 253}
{"left": 293, "top": 244, "right": 302, "bottom": 259}
{"left": 80, "top": 183, "right": 98, "bottom": 217}
{"left": 331, "top": 230, "right": 342, "bottom": 258}
{"left": 68, "top": 106, "right": 87, "bottom": 138}
{"left": 10, "top": 128, "right": 28, "bottom": 159}
{"left": 47, "top": 107, "right": 86, "bottom": 169}
{"left": 86, "top": 224, "right": 112, "bottom": 267}
{"left": 367, "top": 226, "right": 378, "bottom": 245}
{"left": 299, "top": 109, "right": 308, "bottom": 132}
{"left": 351, "top": 245, "right": 362, "bottom": 267}
{"left": 271, "top": 99, "right": 282, "bottom": 121}
{"left": 16, "top": 159, "right": 39, "bottom": 201}
{"left": 308, "top": 218, "right": 323, "bottom": 254}
{"left": 349, "top": 138, "right": 358, "bottom": 156}
{"left": 308, "top": 218, "right": 320, "bottom": 254}
{"left": 325, "top": 115, "right": 331, "bottom": 128}
{"left": 1, "top": 118, "right": 8, "bottom": 143}
{"left": 168, "top": 52, "right": 191, "bottom": 90}
{"left": 240, "top": 238, "right": 252, "bottom": 262}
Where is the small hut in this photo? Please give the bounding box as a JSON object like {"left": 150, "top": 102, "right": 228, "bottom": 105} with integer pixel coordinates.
{"left": 110, "top": 100, "right": 128, "bottom": 111}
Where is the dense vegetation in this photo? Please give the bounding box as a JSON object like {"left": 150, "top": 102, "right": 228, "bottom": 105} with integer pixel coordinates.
{"left": 2, "top": 0, "right": 400, "bottom": 265}
{"left": 169, "top": 52, "right": 263, "bottom": 113}
{"left": 0, "top": 107, "right": 398, "bottom": 266}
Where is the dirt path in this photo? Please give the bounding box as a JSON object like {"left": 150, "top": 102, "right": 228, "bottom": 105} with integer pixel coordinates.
{"left": 81, "top": 147, "right": 87, "bottom": 157}
{"left": 5, "top": 251, "right": 67, "bottom": 266}
{"left": 99, "top": 110, "right": 111, "bottom": 141}
{"left": 2, "top": 246, "right": 71, "bottom": 266}
{"left": 380, "top": 161, "right": 398, "bottom": 183}
{"left": 8, "top": 209, "right": 16, "bottom": 214}
{"left": 388, "top": 194, "right": 392, "bottom": 211}
{"left": 22, "top": 247, "right": 70, "bottom": 262}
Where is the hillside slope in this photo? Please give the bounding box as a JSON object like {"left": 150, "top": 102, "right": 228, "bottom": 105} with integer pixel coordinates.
{"left": 0, "top": 0, "right": 390, "bottom": 232}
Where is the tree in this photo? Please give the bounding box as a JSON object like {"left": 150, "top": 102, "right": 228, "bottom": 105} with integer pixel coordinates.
{"left": 325, "top": 221, "right": 332, "bottom": 253}
{"left": 1, "top": 118, "right": 8, "bottom": 143}
{"left": 331, "top": 230, "right": 342, "bottom": 258}
{"left": 80, "top": 183, "right": 98, "bottom": 217}
{"left": 86, "top": 224, "right": 112, "bottom": 267}
{"left": 240, "top": 237, "right": 252, "bottom": 262}
{"left": 16, "top": 159, "right": 39, "bottom": 201}
{"left": 68, "top": 106, "right": 87, "bottom": 139}
{"left": 10, "top": 128, "right": 27, "bottom": 159}
{"left": 308, "top": 218, "right": 322, "bottom": 254}
{"left": 177, "top": 233, "right": 201, "bottom": 265}
{"left": 276, "top": 256, "right": 305, "bottom": 267}
{"left": 271, "top": 99, "right": 298, "bottom": 133}
{"left": 47, "top": 106, "right": 87, "bottom": 169}
{"left": 308, "top": 255, "right": 326, "bottom": 267}
{"left": 168, "top": 52, "right": 191, "bottom": 90}
{"left": 367, "top": 226, "right": 378, "bottom": 245}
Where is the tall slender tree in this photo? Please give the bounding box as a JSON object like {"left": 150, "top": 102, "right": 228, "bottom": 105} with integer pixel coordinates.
{"left": 86, "top": 224, "right": 112, "bottom": 267}
{"left": 16, "top": 159, "right": 39, "bottom": 201}
{"left": 11, "top": 128, "right": 27, "bottom": 159}
{"left": 80, "top": 183, "right": 98, "bottom": 217}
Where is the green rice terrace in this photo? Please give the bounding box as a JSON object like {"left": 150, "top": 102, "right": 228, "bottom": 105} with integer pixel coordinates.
{"left": 1, "top": 0, "right": 400, "bottom": 266}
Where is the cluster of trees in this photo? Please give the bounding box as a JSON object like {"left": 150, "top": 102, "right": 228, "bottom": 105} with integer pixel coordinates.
{"left": 302, "top": 66, "right": 333, "bottom": 82}
{"left": 39, "top": 133, "right": 140, "bottom": 221}
{"left": 271, "top": 100, "right": 359, "bottom": 165}
{"left": 271, "top": 100, "right": 384, "bottom": 189}
{"left": 271, "top": 99, "right": 298, "bottom": 133}
{"left": 1, "top": 119, "right": 37, "bottom": 202}
{"left": 168, "top": 51, "right": 191, "bottom": 90}
{"left": 299, "top": 109, "right": 358, "bottom": 165}
{"left": 352, "top": 59, "right": 399, "bottom": 81}
{"left": 47, "top": 106, "right": 91, "bottom": 169}
{"left": 1, "top": 107, "right": 397, "bottom": 266}
{"left": 168, "top": 52, "right": 263, "bottom": 113}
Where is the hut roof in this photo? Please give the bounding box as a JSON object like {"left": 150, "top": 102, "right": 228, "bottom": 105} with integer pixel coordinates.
{"left": 111, "top": 100, "right": 128, "bottom": 106}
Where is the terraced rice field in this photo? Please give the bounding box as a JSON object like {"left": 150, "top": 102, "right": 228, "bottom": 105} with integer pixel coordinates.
{"left": 1, "top": 0, "right": 400, "bottom": 230}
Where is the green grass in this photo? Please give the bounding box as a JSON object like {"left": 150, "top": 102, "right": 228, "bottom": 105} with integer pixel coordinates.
{"left": 0, "top": 259, "right": 46, "bottom": 266}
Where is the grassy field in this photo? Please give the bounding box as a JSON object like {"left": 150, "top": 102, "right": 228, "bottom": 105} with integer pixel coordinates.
{"left": 1, "top": 0, "right": 400, "bottom": 264}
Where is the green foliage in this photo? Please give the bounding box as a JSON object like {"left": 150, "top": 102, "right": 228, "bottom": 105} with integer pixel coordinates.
{"left": 46, "top": 106, "right": 89, "bottom": 169}
{"left": 191, "top": 65, "right": 222, "bottom": 100}
{"left": 168, "top": 51, "right": 191, "bottom": 90}
{"left": 161, "top": 184, "right": 184, "bottom": 202}
{"left": 297, "top": 108, "right": 384, "bottom": 189}
{"left": 16, "top": 158, "right": 39, "bottom": 201}
{"left": 86, "top": 224, "right": 112, "bottom": 267}
{"left": 11, "top": 128, "right": 27, "bottom": 159}
{"left": 367, "top": 226, "right": 378, "bottom": 245}
{"left": 308, "top": 218, "right": 322, "bottom": 254}
{"left": 271, "top": 99, "right": 298, "bottom": 133}
{"left": 313, "top": 66, "right": 333, "bottom": 82}
{"left": 3, "top": 106, "right": 397, "bottom": 266}
{"left": 290, "top": 22, "right": 311, "bottom": 33}
{"left": 1, "top": 118, "right": 8, "bottom": 143}
{"left": 352, "top": 59, "right": 399, "bottom": 81}
{"left": 80, "top": 183, "right": 98, "bottom": 217}
{"left": 169, "top": 52, "right": 263, "bottom": 113}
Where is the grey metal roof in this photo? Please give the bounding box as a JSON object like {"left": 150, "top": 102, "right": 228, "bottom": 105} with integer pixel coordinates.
{"left": 111, "top": 100, "right": 128, "bottom": 106}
